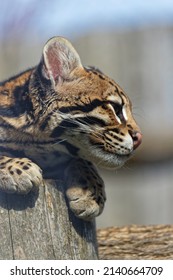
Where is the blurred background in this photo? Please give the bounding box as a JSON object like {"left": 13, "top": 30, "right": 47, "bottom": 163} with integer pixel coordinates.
{"left": 0, "top": 0, "right": 173, "bottom": 228}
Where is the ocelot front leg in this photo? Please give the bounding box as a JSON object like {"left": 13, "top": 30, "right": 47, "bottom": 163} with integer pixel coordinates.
{"left": 0, "top": 156, "right": 43, "bottom": 194}
{"left": 64, "top": 158, "right": 106, "bottom": 220}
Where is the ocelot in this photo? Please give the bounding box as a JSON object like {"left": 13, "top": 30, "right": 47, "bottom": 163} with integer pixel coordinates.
{"left": 0, "top": 36, "right": 142, "bottom": 220}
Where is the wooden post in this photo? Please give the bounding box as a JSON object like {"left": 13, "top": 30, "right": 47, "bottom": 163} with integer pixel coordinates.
{"left": 0, "top": 179, "right": 98, "bottom": 260}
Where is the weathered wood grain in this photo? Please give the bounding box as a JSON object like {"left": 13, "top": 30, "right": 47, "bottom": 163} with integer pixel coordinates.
{"left": 97, "top": 225, "right": 173, "bottom": 259}
{"left": 0, "top": 192, "right": 13, "bottom": 259}
{"left": 0, "top": 179, "right": 98, "bottom": 260}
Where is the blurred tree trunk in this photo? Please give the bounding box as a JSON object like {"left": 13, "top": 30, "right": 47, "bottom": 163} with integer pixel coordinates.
{"left": 98, "top": 225, "right": 173, "bottom": 259}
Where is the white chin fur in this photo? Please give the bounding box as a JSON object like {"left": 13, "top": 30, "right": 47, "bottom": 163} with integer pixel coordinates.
{"left": 80, "top": 147, "right": 130, "bottom": 169}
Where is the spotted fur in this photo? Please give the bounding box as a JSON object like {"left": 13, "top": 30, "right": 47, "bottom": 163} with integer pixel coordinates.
{"left": 0, "top": 36, "right": 142, "bottom": 220}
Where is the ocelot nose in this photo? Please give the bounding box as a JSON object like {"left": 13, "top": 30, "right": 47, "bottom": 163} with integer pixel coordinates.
{"left": 130, "top": 131, "right": 142, "bottom": 150}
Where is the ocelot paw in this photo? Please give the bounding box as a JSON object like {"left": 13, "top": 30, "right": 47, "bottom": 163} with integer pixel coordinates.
{"left": 0, "top": 156, "right": 43, "bottom": 194}
{"left": 66, "top": 186, "right": 105, "bottom": 220}
{"left": 65, "top": 159, "right": 106, "bottom": 220}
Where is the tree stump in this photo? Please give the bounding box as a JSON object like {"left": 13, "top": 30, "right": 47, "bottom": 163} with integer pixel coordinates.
{"left": 0, "top": 179, "right": 98, "bottom": 259}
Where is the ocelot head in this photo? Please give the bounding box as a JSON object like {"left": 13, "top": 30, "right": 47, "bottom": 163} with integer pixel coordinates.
{"left": 32, "top": 36, "right": 142, "bottom": 169}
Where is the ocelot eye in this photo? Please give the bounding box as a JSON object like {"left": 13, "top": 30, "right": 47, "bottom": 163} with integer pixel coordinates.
{"left": 101, "top": 104, "right": 107, "bottom": 110}
{"left": 111, "top": 102, "right": 123, "bottom": 118}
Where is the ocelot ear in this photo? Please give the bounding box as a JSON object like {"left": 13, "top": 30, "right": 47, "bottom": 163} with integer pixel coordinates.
{"left": 41, "top": 36, "right": 83, "bottom": 85}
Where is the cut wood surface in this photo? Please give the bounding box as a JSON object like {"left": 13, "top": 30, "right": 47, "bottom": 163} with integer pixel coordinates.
{"left": 97, "top": 225, "right": 173, "bottom": 259}
{"left": 0, "top": 179, "right": 98, "bottom": 260}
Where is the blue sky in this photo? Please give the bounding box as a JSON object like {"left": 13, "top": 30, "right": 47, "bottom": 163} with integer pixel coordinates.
{"left": 1, "top": 0, "right": 173, "bottom": 39}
